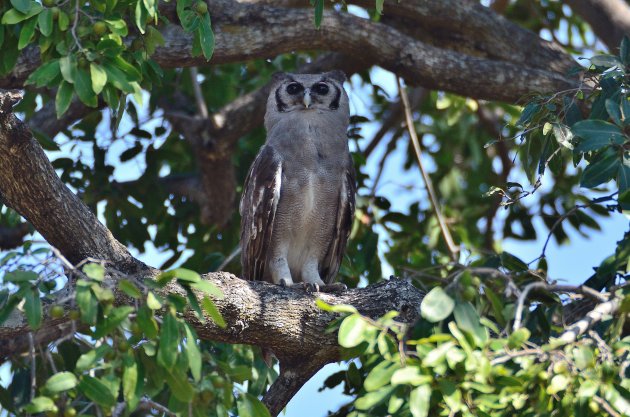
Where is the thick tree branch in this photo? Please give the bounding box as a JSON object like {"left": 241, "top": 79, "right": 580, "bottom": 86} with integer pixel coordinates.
{"left": 567, "top": 0, "right": 630, "bottom": 51}
{"left": 0, "top": 90, "right": 146, "bottom": 273}
{"left": 0, "top": 89, "right": 424, "bottom": 416}
{"left": 2, "top": 1, "right": 576, "bottom": 102}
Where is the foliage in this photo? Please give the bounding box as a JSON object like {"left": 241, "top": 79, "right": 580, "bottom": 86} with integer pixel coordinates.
{"left": 0, "top": 1, "right": 629, "bottom": 417}
{"left": 316, "top": 36, "right": 630, "bottom": 417}
{"left": 0, "top": 249, "right": 275, "bottom": 416}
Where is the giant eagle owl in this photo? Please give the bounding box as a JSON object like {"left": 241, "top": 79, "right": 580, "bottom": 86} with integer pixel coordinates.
{"left": 240, "top": 71, "right": 356, "bottom": 292}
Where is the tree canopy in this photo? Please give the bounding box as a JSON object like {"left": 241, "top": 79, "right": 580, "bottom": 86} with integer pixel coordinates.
{"left": 0, "top": 0, "right": 629, "bottom": 416}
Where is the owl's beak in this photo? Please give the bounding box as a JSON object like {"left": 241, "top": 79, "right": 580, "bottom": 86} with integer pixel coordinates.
{"left": 303, "top": 89, "right": 312, "bottom": 108}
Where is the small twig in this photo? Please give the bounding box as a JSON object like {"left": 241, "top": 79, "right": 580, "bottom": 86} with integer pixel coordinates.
{"left": 593, "top": 395, "right": 622, "bottom": 417}
{"left": 216, "top": 245, "right": 241, "bottom": 272}
{"left": 112, "top": 402, "right": 127, "bottom": 417}
{"left": 28, "top": 333, "right": 36, "bottom": 400}
{"left": 397, "top": 78, "right": 459, "bottom": 261}
{"left": 514, "top": 282, "right": 608, "bottom": 330}
{"left": 189, "top": 67, "right": 209, "bottom": 119}
{"left": 136, "top": 397, "right": 177, "bottom": 417}
{"left": 554, "top": 295, "right": 621, "bottom": 347}
{"left": 540, "top": 192, "right": 618, "bottom": 258}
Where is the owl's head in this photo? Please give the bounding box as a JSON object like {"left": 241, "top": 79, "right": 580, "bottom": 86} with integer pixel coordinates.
{"left": 265, "top": 71, "right": 349, "bottom": 129}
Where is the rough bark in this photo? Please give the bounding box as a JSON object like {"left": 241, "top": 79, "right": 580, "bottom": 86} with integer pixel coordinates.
{"left": 0, "top": 89, "right": 424, "bottom": 416}
{"left": 0, "top": 91, "right": 146, "bottom": 274}
{"left": 567, "top": 0, "right": 630, "bottom": 51}
{"left": 2, "top": 0, "right": 577, "bottom": 102}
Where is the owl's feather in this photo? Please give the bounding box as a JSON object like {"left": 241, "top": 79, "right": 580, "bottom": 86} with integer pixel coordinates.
{"left": 240, "top": 146, "right": 282, "bottom": 282}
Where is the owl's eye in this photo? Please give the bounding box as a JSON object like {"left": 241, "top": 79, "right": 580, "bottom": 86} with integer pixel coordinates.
{"left": 313, "top": 83, "right": 329, "bottom": 95}
{"left": 286, "top": 83, "right": 304, "bottom": 95}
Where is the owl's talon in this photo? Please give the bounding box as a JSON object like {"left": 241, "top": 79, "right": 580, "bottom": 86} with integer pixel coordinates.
{"left": 319, "top": 283, "right": 347, "bottom": 293}
{"left": 303, "top": 282, "right": 320, "bottom": 293}
{"left": 279, "top": 278, "right": 290, "bottom": 288}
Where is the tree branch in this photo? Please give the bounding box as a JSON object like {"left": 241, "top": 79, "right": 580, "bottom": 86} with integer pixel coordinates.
{"left": 567, "top": 0, "right": 630, "bottom": 51}
{"left": 2, "top": 1, "right": 577, "bottom": 102}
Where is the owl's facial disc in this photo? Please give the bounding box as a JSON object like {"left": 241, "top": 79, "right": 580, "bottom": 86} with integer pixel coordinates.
{"left": 275, "top": 76, "right": 342, "bottom": 113}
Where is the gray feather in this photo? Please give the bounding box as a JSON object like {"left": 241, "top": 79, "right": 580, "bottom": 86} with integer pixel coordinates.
{"left": 241, "top": 72, "right": 356, "bottom": 286}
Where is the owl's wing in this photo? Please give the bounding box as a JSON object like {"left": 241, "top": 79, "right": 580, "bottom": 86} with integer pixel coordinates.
{"left": 321, "top": 156, "right": 357, "bottom": 284}
{"left": 240, "top": 146, "right": 282, "bottom": 282}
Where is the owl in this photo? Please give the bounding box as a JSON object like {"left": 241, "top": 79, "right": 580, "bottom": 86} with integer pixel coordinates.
{"left": 240, "top": 71, "right": 356, "bottom": 292}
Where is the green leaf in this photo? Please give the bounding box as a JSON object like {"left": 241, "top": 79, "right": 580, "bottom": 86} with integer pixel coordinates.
{"left": 55, "top": 81, "right": 73, "bottom": 118}
{"left": 118, "top": 279, "right": 141, "bottom": 298}
{"left": 157, "top": 268, "right": 200, "bottom": 286}
{"left": 190, "top": 279, "right": 224, "bottom": 299}
{"left": 122, "top": 357, "right": 138, "bottom": 405}
{"left": 619, "top": 155, "right": 630, "bottom": 200}
{"left": 23, "top": 396, "right": 57, "bottom": 413}
{"left": 438, "top": 379, "right": 462, "bottom": 412}
{"left": 201, "top": 296, "right": 226, "bottom": 328}
{"left": 164, "top": 370, "right": 194, "bottom": 402}
{"left": 137, "top": 306, "right": 158, "bottom": 338}
{"left": 157, "top": 312, "right": 179, "bottom": 369}
{"left": 375, "top": 0, "right": 384, "bottom": 14}
{"left": 591, "top": 54, "right": 621, "bottom": 67}
{"left": 4, "top": 270, "right": 38, "bottom": 282}
{"left": 93, "top": 306, "right": 133, "bottom": 338}
{"left": 546, "top": 374, "right": 568, "bottom": 395}
{"left": 606, "top": 98, "right": 622, "bottom": 125}
{"left": 75, "top": 284, "right": 98, "bottom": 325}
{"left": 74, "top": 67, "right": 98, "bottom": 107}
{"left": 453, "top": 302, "right": 488, "bottom": 346}
{"left": 58, "top": 10, "right": 69, "bottom": 30}
{"left": 237, "top": 393, "right": 272, "bottom": 417}
{"left": 82, "top": 263, "right": 105, "bottom": 281}
{"left": 76, "top": 345, "right": 111, "bottom": 372}
{"left": 621, "top": 35, "right": 630, "bottom": 65}
{"left": 90, "top": 63, "right": 107, "bottom": 94}
{"left": 572, "top": 120, "right": 626, "bottom": 152}
{"left": 105, "top": 18, "right": 128, "bottom": 36}
{"left": 391, "top": 367, "right": 432, "bottom": 386}
{"left": 316, "top": 299, "right": 358, "bottom": 314}
{"left": 146, "top": 291, "right": 162, "bottom": 309}
{"left": 37, "top": 8, "right": 53, "bottom": 36}
{"left": 577, "top": 380, "right": 599, "bottom": 398}
{"left": 198, "top": 13, "right": 214, "bottom": 60}
{"left": 517, "top": 102, "right": 540, "bottom": 126}
{"left": 507, "top": 327, "right": 530, "bottom": 349}
{"left": 78, "top": 376, "right": 116, "bottom": 408}
{"left": 59, "top": 55, "right": 76, "bottom": 83}
{"left": 364, "top": 361, "right": 400, "bottom": 392}
{"left": 44, "top": 372, "right": 78, "bottom": 394}
{"left": 18, "top": 17, "right": 37, "bottom": 50}
{"left": 24, "top": 286, "right": 41, "bottom": 329}
{"left": 580, "top": 149, "right": 621, "bottom": 188}
{"left": 409, "top": 384, "right": 431, "bottom": 417}
{"left": 355, "top": 385, "right": 395, "bottom": 410}
{"left": 0, "top": 296, "right": 21, "bottom": 326}
{"left": 420, "top": 287, "right": 454, "bottom": 322}
{"left": 2, "top": 5, "right": 42, "bottom": 24}
{"left": 312, "top": 0, "right": 323, "bottom": 28}
{"left": 11, "top": 0, "right": 33, "bottom": 14}
{"left": 25, "top": 59, "right": 60, "bottom": 87}
{"left": 338, "top": 313, "right": 370, "bottom": 348}
{"left": 184, "top": 324, "right": 201, "bottom": 381}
